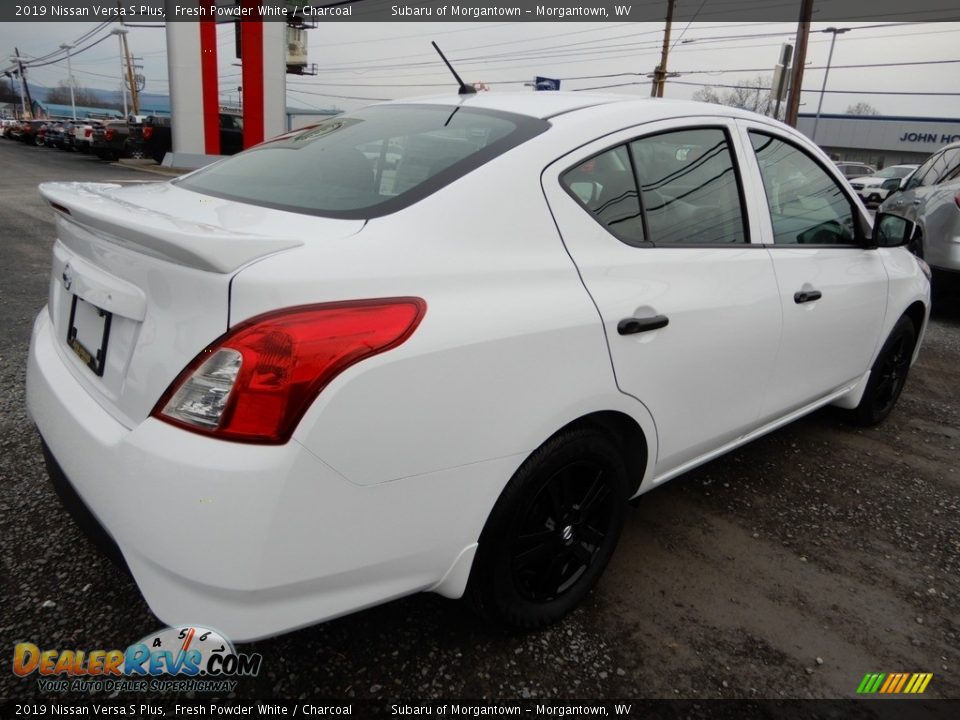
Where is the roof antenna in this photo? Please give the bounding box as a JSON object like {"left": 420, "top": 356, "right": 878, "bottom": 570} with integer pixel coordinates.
{"left": 432, "top": 41, "right": 476, "bottom": 95}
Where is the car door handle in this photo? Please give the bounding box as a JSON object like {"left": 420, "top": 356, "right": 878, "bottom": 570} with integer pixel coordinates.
{"left": 794, "top": 290, "right": 822, "bottom": 304}
{"left": 618, "top": 315, "right": 669, "bottom": 335}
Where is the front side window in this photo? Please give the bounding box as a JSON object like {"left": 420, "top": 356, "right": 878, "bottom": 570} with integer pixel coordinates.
{"left": 177, "top": 105, "right": 547, "bottom": 218}
{"left": 922, "top": 148, "right": 960, "bottom": 186}
{"left": 631, "top": 128, "right": 747, "bottom": 245}
{"left": 905, "top": 151, "right": 943, "bottom": 190}
{"left": 749, "top": 132, "right": 858, "bottom": 246}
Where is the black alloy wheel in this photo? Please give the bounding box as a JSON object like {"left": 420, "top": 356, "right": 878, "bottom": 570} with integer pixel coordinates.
{"left": 510, "top": 459, "right": 617, "bottom": 603}
{"left": 468, "top": 427, "right": 628, "bottom": 630}
{"left": 871, "top": 330, "right": 912, "bottom": 417}
{"left": 849, "top": 315, "right": 917, "bottom": 426}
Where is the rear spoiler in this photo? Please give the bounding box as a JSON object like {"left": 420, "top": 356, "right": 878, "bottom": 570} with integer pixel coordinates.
{"left": 40, "top": 182, "right": 302, "bottom": 274}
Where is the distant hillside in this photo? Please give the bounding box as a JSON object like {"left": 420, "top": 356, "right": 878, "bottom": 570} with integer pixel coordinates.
{"left": 27, "top": 82, "right": 170, "bottom": 113}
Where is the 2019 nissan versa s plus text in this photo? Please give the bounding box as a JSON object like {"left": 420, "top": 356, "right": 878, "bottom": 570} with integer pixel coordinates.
{"left": 26, "top": 94, "right": 931, "bottom": 641}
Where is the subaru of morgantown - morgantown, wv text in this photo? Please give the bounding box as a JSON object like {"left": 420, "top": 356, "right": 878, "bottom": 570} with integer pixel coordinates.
{"left": 26, "top": 93, "right": 931, "bottom": 640}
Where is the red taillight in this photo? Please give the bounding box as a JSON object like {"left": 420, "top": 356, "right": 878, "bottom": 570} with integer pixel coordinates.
{"left": 143, "top": 126, "right": 153, "bottom": 140}
{"left": 84, "top": 128, "right": 92, "bottom": 138}
{"left": 105, "top": 129, "right": 115, "bottom": 141}
{"left": 152, "top": 298, "right": 427, "bottom": 444}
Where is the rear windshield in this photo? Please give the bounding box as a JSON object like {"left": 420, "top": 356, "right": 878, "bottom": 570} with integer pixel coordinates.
{"left": 176, "top": 104, "right": 549, "bottom": 219}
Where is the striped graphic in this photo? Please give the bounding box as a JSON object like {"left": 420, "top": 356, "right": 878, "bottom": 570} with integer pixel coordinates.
{"left": 857, "top": 672, "right": 933, "bottom": 694}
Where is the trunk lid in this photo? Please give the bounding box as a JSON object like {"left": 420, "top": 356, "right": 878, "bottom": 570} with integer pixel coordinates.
{"left": 39, "top": 181, "right": 365, "bottom": 428}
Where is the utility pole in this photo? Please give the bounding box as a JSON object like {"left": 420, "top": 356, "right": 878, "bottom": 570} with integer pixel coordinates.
{"left": 111, "top": 27, "right": 130, "bottom": 118}
{"left": 9, "top": 56, "right": 27, "bottom": 119}
{"left": 120, "top": 27, "right": 140, "bottom": 115}
{"left": 784, "top": 0, "right": 813, "bottom": 127}
{"left": 768, "top": 43, "right": 793, "bottom": 121}
{"left": 59, "top": 43, "right": 77, "bottom": 120}
{"left": 812, "top": 27, "right": 849, "bottom": 142}
{"left": 13, "top": 48, "right": 33, "bottom": 119}
{"left": 650, "top": 0, "right": 675, "bottom": 98}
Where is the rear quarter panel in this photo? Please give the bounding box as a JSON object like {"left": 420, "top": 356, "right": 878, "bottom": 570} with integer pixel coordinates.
{"left": 228, "top": 140, "right": 658, "bottom": 489}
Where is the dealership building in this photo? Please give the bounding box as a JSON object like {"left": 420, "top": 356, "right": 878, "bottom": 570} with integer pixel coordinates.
{"left": 796, "top": 113, "right": 960, "bottom": 169}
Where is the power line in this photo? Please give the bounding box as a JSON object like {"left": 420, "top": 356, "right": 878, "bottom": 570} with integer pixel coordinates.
{"left": 287, "top": 88, "right": 392, "bottom": 102}
{"left": 2, "top": 22, "right": 112, "bottom": 73}
{"left": 671, "top": 0, "right": 710, "bottom": 51}
{"left": 661, "top": 79, "right": 960, "bottom": 97}
{"left": 301, "top": 20, "right": 956, "bottom": 77}
{"left": 678, "top": 58, "right": 960, "bottom": 75}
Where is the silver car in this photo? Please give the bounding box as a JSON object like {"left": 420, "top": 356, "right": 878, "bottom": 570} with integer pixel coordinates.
{"left": 882, "top": 141, "right": 960, "bottom": 272}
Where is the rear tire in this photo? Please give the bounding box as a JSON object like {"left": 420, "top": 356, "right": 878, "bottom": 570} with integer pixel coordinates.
{"left": 847, "top": 316, "right": 917, "bottom": 426}
{"left": 467, "top": 427, "right": 627, "bottom": 630}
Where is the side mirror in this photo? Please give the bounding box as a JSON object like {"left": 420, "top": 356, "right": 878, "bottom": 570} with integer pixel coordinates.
{"left": 882, "top": 178, "right": 901, "bottom": 194}
{"left": 874, "top": 213, "right": 912, "bottom": 248}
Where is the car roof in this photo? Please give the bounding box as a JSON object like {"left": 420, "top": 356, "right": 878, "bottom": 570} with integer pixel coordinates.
{"left": 378, "top": 91, "right": 758, "bottom": 122}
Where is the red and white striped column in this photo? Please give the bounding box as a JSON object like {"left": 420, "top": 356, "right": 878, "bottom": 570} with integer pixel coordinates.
{"left": 165, "top": 1, "right": 286, "bottom": 157}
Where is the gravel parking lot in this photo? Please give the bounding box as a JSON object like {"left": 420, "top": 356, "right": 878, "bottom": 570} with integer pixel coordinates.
{"left": 1, "top": 139, "right": 958, "bottom": 702}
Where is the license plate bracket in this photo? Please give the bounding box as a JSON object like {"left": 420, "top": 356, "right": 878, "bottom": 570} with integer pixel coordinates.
{"left": 67, "top": 295, "right": 112, "bottom": 377}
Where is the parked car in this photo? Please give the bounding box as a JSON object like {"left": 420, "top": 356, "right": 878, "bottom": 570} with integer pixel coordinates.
{"left": 849, "top": 164, "right": 919, "bottom": 206}
{"left": 142, "top": 113, "right": 243, "bottom": 164}
{"left": 91, "top": 120, "right": 141, "bottom": 161}
{"left": 18, "top": 120, "right": 48, "bottom": 145}
{"left": 58, "top": 121, "right": 83, "bottom": 151}
{"left": 43, "top": 121, "right": 67, "bottom": 149}
{"left": 27, "top": 95, "right": 930, "bottom": 642}
{"left": 3, "top": 118, "right": 24, "bottom": 140}
{"left": 881, "top": 141, "right": 960, "bottom": 272}
{"left": 0, "top": 118, "right": 19, "bottom": 137}
{"left": 72, "top": 120, "right": 103, "bottom": 153}
{"left": 834, "top": 160, "right": 876, "bottom": 179}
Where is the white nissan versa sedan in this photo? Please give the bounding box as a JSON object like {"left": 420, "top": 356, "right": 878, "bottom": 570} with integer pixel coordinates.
{"left": 27, "top": 94, "right": 930, "bottom": 641}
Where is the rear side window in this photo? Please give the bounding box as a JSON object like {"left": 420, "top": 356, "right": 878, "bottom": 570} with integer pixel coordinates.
{"left": 177, "top": 105, "right": 548, "bottom": 218}
{"left": 630, "top": 128, "right": 747, "bottom": 245}
{"left": 561, "top": 146, "right": 645, "bottom": 245}
{"left": 749, "top": 132, "right": 858, "bottom": 246}
{"left": 560, "top": 126, "right": 747, "bottom": 247}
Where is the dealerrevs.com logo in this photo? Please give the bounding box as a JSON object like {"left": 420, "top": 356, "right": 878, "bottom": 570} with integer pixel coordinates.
{"left": 13, "top": 626, "right": 262, "bottom": 693}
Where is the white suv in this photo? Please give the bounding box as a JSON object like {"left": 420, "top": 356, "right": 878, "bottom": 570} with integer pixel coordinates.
{"left": 849, "top": 164, "right": 919, "bottom": 206}
{"left": 27, "top": 95, "right": 930, "bottom": 641}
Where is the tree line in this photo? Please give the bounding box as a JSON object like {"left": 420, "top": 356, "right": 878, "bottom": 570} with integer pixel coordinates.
{"left": 690, "top": 75, "right": 879, "bottom": 118}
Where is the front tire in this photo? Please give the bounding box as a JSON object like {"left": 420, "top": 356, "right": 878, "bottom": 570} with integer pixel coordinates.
{"left": 467, "top": 427, "right": 628, "bottom": 630}
{"left": 848, "top": 316, "right": 917, "bottom": 426}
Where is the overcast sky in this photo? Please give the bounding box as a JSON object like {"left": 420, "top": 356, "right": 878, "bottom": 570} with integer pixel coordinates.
{"left": 3, "top": 19, "right": 959, "bottom": 118}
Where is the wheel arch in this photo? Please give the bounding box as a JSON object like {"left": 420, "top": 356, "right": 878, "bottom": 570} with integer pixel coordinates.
{"left": 903, "top": 299, "right": 927, "bottom": 338}
{"left": 903, "top": 299, "right": 929, "bottom": 364}
{"left": 538, "top": 409, "right": 650, "bottom": 500}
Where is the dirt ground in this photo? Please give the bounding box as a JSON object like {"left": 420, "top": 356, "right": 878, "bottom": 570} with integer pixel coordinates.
{"left": 0, "top": 140, "right": 958, "bottom": 702}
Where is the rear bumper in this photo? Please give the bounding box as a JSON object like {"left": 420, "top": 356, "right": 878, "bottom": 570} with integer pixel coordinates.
{"left": 27, "top": 309, "right": 497, "bottom": 641}
{"left": 41, "top": 440, "right": 131, "bottom": 574}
